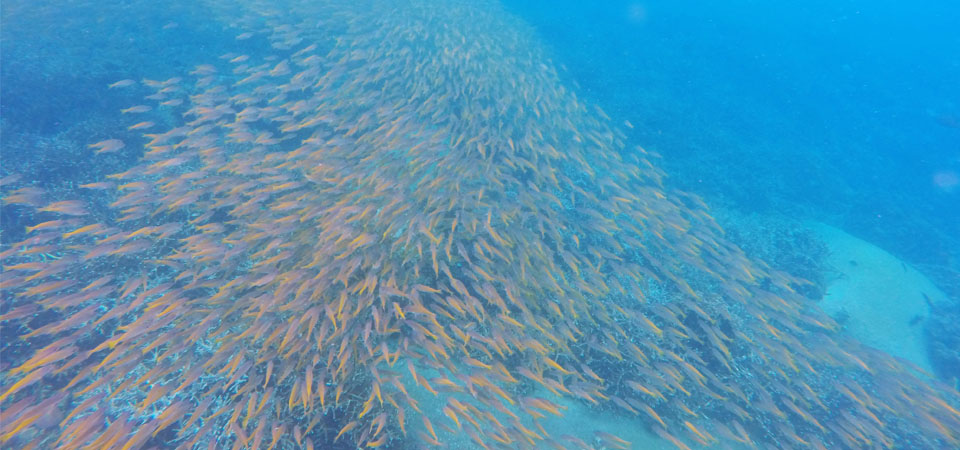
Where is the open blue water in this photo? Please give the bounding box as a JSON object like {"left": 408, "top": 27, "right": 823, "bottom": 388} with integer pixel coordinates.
{"left": 504, "top": 0, "right": 960, "bottom": 265}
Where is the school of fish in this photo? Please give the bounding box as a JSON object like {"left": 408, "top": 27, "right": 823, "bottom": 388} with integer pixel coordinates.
{"left": 2, "top": 0, "right": 960, "bottom": 449}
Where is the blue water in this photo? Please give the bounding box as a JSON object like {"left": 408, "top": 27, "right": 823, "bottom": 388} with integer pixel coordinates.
{"left": 504, "top": 0, "right": 960, "bottom": 265}
{"left": 2, "top": 0, "right": 960, "bottom": 448}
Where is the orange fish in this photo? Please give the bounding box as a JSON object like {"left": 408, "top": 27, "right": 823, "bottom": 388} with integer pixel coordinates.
{"left": 88, "top": 139, "right": 125, "bottom": 154}
{"left": 127, "top": 121, "right": 155, "bottom": 130}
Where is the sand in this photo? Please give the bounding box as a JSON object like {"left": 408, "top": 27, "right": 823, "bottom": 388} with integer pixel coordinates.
{"left": 811, "top": 222, "right": 946, "bottom": 374}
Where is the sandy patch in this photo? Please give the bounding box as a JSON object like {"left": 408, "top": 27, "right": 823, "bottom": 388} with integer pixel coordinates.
{"left": 811, "top": 222, "right": 945, "bottom": 373}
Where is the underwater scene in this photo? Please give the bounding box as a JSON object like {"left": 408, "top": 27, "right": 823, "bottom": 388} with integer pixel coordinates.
{"left": 1, "top": 0, "right": 958, "bottom": 448}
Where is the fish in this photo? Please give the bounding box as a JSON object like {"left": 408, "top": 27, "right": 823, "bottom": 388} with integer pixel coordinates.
{"left": 127, "top": 121, "right": 155, "bottom": 130}
{"left": 3, "top": 3, "right": 958, "bottom": 450}
{"left": 108, "top": 79, "right": 136, "bottom": 88}
{"left": 121, "top": 105, "right": 152, "bottom": 114}
{"left": 38, "top": 200, "right": 88, "bottom": 216}
{"left": 87, "top": 139, "right": 125, "bottom": 154}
